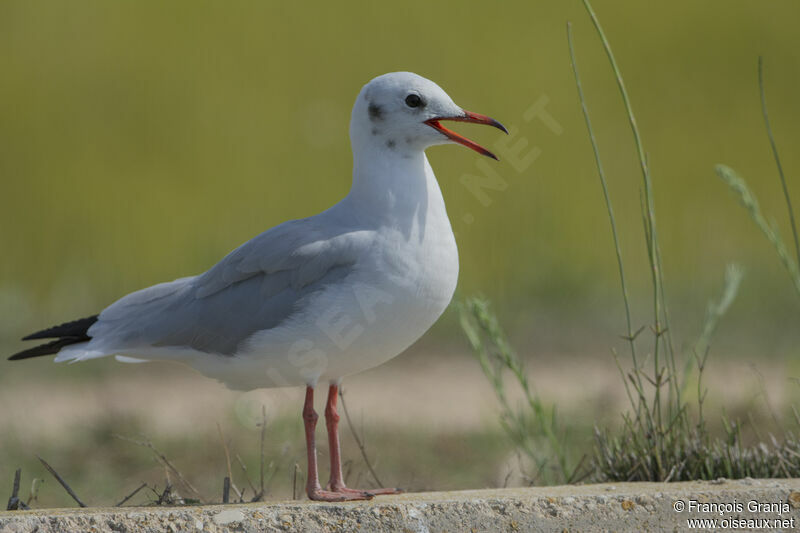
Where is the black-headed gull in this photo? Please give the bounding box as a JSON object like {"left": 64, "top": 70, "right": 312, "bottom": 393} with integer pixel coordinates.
{"left": 11, "top": 72, "right": 506, "bottom": 501}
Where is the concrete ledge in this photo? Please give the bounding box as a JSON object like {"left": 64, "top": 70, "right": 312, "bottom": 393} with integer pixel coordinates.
{"left": 2, "top": 479, "right": 799, "bottom": 532}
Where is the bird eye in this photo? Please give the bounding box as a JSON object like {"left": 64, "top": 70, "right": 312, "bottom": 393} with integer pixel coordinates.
{"left": 405, "top": 94, "right": 422, "bottom": 108}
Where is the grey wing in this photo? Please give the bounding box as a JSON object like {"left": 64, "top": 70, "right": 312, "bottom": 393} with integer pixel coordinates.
{"left": 89, "top": 217, "right": 368, "bottom": 355}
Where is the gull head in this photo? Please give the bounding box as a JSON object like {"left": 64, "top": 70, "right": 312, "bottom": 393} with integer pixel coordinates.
{"left": 351, "top": 72, "right": 507, "bottom": 160}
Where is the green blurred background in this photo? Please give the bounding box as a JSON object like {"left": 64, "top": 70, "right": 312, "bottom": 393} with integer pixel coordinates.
{"left": 1, "top": 0, "right": 800, "bottom": 508}
{"left": 2, "top": 1, "right": 800, "bottom": 358}
{"left": 2, "top": 1, "right": 800, "bottom": 354}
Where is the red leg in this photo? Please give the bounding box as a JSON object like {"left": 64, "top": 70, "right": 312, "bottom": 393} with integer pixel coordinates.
{"left": 324, "top": 384, "right": 402, "bottom": 497}
{"left": 324, "top": 383, "right": 347, "bottom": 491}
{"left": 303, "top": 385, "right": 371, "bottom": 502}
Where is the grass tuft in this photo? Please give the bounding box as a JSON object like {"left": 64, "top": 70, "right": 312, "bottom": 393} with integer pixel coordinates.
{"left": 595, "top": 419, "right": 800, "bottom": 481}
{"left": 462, "top": 0, "right": 800, "bottom": 486}
{"left": 593, "top": 267, "right": 745, "bottom": 482}
{"left": 458, "top": 298, "right": 587, "bottom": 484}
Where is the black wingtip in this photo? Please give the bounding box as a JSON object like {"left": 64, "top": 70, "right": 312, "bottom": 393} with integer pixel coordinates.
{"left": 12, "top": 315, "right": 98, "bottom": 361}
{"left": 9, "top": 338, "right": 86, "bottom": 361}
{"left": 21, "top": 315, "right": 98, "bottom": 341}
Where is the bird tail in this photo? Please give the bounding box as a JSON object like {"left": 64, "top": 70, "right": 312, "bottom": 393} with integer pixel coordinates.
{"left": 9, "top": 315, "right": 99, "bottom": 361}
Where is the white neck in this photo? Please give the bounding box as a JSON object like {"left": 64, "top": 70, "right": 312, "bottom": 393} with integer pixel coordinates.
{"left": 350, "top": 144, "right": 425, "bottom": 209}
{"left": 343, "top": 131, "right": 450, "bottom": 237}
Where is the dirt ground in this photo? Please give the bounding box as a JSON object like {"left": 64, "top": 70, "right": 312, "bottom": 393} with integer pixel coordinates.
{"left": 2, "top": 340, "right": 797, "bottom": 439}
{"left": 1, "top": 339, "right": 798, "bottom": 507}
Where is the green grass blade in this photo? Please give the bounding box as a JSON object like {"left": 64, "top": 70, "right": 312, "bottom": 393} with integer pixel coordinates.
{"left": 566, "top": 20, "right": 644, "bottom": 407}
{"left": 759, "top": 56, "right": 800, "bottom": 271}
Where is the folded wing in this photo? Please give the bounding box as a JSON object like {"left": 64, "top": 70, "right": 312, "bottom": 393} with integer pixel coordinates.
{"left": 61, "top": 216, "right": 369, "bottom": 358}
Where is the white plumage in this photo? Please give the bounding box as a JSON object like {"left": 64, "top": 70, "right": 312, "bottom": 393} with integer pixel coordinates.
{"left": 14, "top": 71, "right": 506, "bottom": 501}
{"left": 51, "top": 73, "right": 466, "bottom": 390}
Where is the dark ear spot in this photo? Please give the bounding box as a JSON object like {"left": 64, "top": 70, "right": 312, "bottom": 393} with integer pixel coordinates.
{"left": 368, "top": 104, "right": 383, "bottom": 121}
{"left": 386, "top": 139, "right": 396, "bottom": 149}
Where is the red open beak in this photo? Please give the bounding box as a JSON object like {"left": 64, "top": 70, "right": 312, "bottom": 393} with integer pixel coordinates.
{"left": 424, "top": 111, "right": 508, "bottom": 160}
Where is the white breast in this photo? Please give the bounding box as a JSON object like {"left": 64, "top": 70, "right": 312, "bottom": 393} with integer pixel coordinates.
{"left": 209, "top": 159, "right": 458, "bottom": 390}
